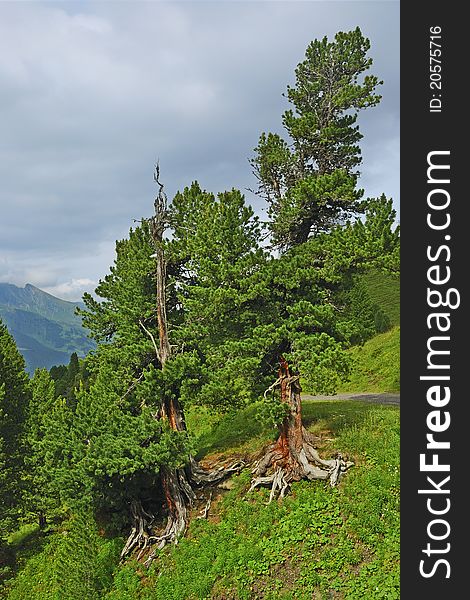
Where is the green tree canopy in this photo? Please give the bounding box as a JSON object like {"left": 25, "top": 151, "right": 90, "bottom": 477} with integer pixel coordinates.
{"left": 251, "top": 27, "right": 382, "bottom": 248}
{"left": 0, "top": 320, "right": 30, "bottom": 538}
{"left": 23, "top": 369, "right": 64, "bottom": 528}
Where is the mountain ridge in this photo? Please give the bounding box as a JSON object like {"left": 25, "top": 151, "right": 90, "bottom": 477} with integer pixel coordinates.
{"left": 0, "top": 282, "right": 95, "bottom": 374}
{"left": 0, "top": 282, "right": 85, "bottom": 323}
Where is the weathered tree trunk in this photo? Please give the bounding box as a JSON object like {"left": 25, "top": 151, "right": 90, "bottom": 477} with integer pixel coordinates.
{"left": 121, "top": 166, "right": 192, "bottom": 562}
{"left": 250, "top": 357, "right": 353, "bottom": 501}
{"left": 121, "top": 166, "right": 240, "bottom": 564}
{"left": 154, "top": 236, "right": 171, "bottom": 366}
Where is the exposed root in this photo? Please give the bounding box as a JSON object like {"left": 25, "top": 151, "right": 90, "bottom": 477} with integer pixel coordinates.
{"left": 249, "top": 467, "right": 290, "bottom": 502}
{"left": 121, "top": 458, "right": 244, "bottom": 565}
{"left": 143, "top": 467, "right": 192, "bottom": 566}
{"left": 120, "top": 468, "right": 192, "bottom": 564}
{"left": 189, "top": 456, "right": 244, "bottom": 486}
{"left": 120, "top": 499, "right": 157, "bottom": 561}
{"left": 250, "top": 437, "right": 353, "bottom": 502}
{"left": 248, "top": 357, "right": 354, "bottom": 502}
{"left": 197, "top": 492, "right": 212, "bottom": 519}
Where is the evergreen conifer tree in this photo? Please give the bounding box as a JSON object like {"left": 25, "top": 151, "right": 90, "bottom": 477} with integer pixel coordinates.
{"left": 251, "top": 27, "right": 382, "bottom": 248}
{"left": 23, "top": 368, "right": 61, "bottom": 528}
{"left": 0, "top": 320, "right": 30, "bottom": 539}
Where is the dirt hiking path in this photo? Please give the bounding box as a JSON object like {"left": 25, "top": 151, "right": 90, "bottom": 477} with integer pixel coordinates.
{"left": 302, "top": 392, "right": 400, "bottom": 406}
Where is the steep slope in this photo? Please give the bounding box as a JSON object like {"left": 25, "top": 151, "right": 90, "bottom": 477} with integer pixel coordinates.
{"left": 4, "top": 400, "right": 400, "bottom": 599}
{"left": 339, "top": 268, "right": 400, "bottom": 393}
{"left": 338, "top": 326, "right": 400, "bottom": 393}
{"left": 359, "top": 269, "right": 400, "bottom": 327}
{"left": 0, "top": 283, "right": 95, "bottom": 374}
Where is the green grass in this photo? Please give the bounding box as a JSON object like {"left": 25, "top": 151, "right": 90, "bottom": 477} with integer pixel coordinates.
{"left": 194, "top": 403, "right": 275, "bottom": 459}
{"left": 300, "top": 268, "right": 399, "bottom": 396}
{"left": 185, "top": 405, "right": 221, "bottom": 445}
{"left": 103, "top": 400, "right": 399, "bottom": 599}
{"left": 338, "top": 326, "right": 400, "bottom": 394}
{"left": 5, "top": 400, "right": 399, "bottom": 599}
{"left": 359, "top": 269, "right": 400, "bottom": 327}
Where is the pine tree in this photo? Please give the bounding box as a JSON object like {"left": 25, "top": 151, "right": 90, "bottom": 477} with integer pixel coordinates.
{"left": 23, "top": 368, "right": 61, "bottom": 528}
{"left": 49, "top": 352, "right": 85, "bottom": 405}
{"left": 6, "top": 512, "right": 119, "bottom": 600}
{"left": 246, "top": 32, "right": 398, "bottom": 497}
{"left": 167, "top": 182, "right": 390, "bottom": 497}
{"left": 167, "top": 182, "right": 270, "bottom": 411}
{"left": 74, "top": 172, "right": 247, "bottom": 563}
{"left": 70, "top": 160, "right": 399, "bottom": 562}
{"left": 251, "top": 27, "right": 382, "bottom": 248}
{"left": 59, "top": 29, "right": 396, "bottom": 559}
{"left": 0, "top": 320, "right": 30, "bottom": 539}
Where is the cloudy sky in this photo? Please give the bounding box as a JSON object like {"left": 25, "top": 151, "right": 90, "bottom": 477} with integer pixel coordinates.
{"left": 0, "top": 0, "right": 399, "bottom": 301}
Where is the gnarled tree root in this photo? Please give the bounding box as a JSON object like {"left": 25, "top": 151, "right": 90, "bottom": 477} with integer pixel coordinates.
{"left": 120, "top": 467, "right": 194, "bottom": 564}
{"left": 249, "top": 358, "right": 354, "bottom": 502}
{"left": 189, "top": 456, "right": 244, "bottom": 485}
{"left": 249, "top": 427, "right": 353, "bottom": 502}
{"left": 119, "top": 499, "right": 158, "bottom": 562}
{"left": 120, "top": 458, "right": 244, "bottom": 565}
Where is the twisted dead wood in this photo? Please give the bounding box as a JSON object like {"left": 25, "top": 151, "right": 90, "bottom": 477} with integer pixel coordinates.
{"left": 249, "top": 357, "right": 353, "bottom": 502}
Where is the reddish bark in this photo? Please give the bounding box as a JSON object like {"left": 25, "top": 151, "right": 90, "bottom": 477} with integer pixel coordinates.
{"left": 272, "top": 356, "right": 305, "bottom": 477}
{"left": 250, "top": 357, "right": 353, "bottom": 499}
{"left": 121, "top": 168, "right": 241, "bottom": 564}
{"left": 161, "top": 396, "right": 185, "bottom": 432}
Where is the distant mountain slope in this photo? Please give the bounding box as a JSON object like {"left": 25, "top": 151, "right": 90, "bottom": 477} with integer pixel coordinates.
{"left": 0, "top": 283, "right": 83, "bottom": 324}
{"left": 0, "top": 283, "right": 95, "bottom": 374}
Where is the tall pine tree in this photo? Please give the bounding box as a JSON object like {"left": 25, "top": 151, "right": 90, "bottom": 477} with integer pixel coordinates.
{"left": 247, "top": 30, "right": 395, "bottom": 498}
{"left": 23, "top": 369, "right": 62, "bottom": 529}
{"left": 0, "top": 320, "right": 30, "bottom": 539}
{"left": 251, "top": 27, "right": 382, "bottom": 248}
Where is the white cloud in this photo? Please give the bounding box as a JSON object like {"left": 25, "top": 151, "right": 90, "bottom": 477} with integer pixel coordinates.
{"left": 43, "top": 278, "right": 97, "bottom": 302}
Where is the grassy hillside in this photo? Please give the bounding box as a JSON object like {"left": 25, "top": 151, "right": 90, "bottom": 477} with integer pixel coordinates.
{"left": 5, "top": 400, "right": 399, "bottom": 600}
{"left": 3, "top": 269, "right": 400, "bottom": 598}
{"left": 338, "top": 269, "right": 400, "bottom": 394}
{"left": 300, "top": 269, "right": 400, "bottom": 396}
{"left": 338, "top": 326, "right": 400, "bottom": 393}
{"left": 358, "top": 269, "right": 400, "bottom": 327}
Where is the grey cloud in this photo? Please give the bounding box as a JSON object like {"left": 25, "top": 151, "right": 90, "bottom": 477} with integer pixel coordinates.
{"left": 0, "top": 1, "right": 399, "bottom": 300}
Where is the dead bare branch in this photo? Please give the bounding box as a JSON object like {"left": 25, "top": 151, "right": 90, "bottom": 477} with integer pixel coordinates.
{"left": 263, "top": 377, "right": 281, "bottom": 398}
{"left": 119, "top": 371, "right": 146, "bottom": 403}
{"left": 139, "top": 319, "right": 161, "bottom": 362}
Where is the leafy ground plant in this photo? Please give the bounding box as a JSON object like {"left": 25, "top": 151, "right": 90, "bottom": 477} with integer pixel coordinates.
{"left": 101, "top": 400, "right": 399, "bottom": 599}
